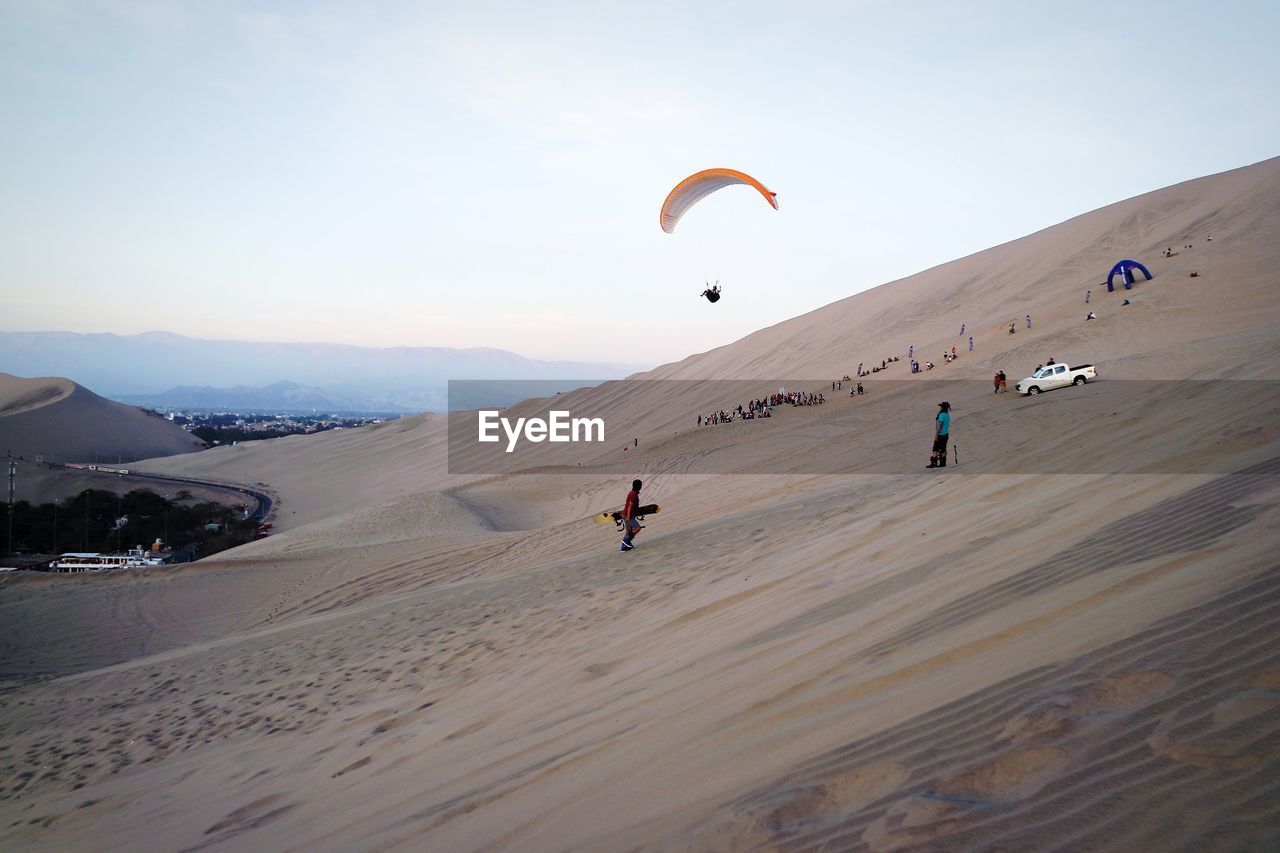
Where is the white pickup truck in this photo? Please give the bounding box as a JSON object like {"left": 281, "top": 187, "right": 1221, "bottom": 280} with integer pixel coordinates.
{"left": 1016, "top": 363, "right": 1097, "bottom": 395}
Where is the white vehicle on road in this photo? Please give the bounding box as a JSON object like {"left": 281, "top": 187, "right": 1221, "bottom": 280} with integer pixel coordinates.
{"left": 1016, "top": 363, "right": 1097, "bottom": 395}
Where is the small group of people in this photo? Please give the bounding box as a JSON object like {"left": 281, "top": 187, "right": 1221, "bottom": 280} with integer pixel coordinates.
{"left": 699, "top": 402, "right": 772, "bottom": 426}
{"left": 858, "top": 357, "right": 899, "bottom": 376}
{"left": 992, "top": 370, "right": 1008, "bottom": 393}
{"left": 780, "top": 391, "right": 825, "bottom": 406}
{"left": 833, "top": 377, "right": 868, "bottom": 392}
{"left": 1007, "top": 314, "right": 1032, "bottom": 335}
{"left": 1166, "top": 236, "right": 1212, "bottom": 258}
{"left": 831, "top": 378, "right": 863, "bottom": 391}
{"left": 820, "top": 379, "right": 869, "bottom": 396}
{"left": 906, "top": 346, "right": 961, "bottom": 373}
{"left": 1031, "top": 358, "right": 1058, "bottom": 374}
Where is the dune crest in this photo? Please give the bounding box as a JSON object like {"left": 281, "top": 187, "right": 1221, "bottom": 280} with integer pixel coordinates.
{"left": 0, "top": 373, "right": 74, "bottom": 417}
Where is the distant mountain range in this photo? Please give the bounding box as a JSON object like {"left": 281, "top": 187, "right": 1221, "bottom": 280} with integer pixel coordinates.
{"left": 0, "top": 331, "right": 651, "bottom": 413}
{"left": 117, "top": 381, "right": 380, "bottom": 413}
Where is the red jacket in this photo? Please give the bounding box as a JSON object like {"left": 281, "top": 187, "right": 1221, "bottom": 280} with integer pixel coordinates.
{"left": 622, "top": 489, "right": 640, "bottom": 519}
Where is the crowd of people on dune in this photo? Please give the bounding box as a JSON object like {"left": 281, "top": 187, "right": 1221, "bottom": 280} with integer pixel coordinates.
{"left": 698, "top": 390, "right": 826, "bottom": 427}
{"left": 697, "top": 283, "right": 1114, "bottom": 428}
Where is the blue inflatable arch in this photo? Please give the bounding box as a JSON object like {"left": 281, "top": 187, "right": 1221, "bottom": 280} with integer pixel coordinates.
{"left": 1107, "top": 259, "right": 1152, "bottom": 292}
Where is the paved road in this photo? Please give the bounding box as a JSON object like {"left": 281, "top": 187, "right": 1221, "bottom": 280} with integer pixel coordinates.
{"left": 65, "top": 467, "right": 273, "bottom": 524}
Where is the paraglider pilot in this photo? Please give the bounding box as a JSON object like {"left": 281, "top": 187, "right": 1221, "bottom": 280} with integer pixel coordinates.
{"left": 701, "top": 281, "right": 722, "bottom": 303}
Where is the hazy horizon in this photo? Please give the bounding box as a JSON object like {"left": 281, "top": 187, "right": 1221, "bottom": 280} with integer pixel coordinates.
{"left": 0, "top": 327, "right": 653, "bottom": 364}
{"left": 0, "top": 329, "right": 651, "bottom": 413}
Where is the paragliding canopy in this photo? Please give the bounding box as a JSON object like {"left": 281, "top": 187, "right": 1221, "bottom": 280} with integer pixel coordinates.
{"left": 1106, "top": 259, "right": 1152, "bottom": 292}
{"left": 660, "top": 168, "right": 778, "bottom": 234}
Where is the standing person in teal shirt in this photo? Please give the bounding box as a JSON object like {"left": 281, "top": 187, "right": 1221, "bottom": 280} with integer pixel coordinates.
{"left": 927, "top": 402, "right": 951, "bottom": 469}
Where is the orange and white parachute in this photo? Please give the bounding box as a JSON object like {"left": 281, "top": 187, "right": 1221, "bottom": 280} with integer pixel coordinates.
{"left": 659, "top": 168, "right": 778, "bottom": 234}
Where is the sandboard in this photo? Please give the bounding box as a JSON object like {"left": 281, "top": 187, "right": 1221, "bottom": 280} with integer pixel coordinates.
{"left": 594, "top": 503, "right": 660, "bottom": 525}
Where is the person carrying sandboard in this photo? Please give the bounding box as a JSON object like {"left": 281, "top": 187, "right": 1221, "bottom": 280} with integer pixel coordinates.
{"left": 620, "top": 479, "right": 643, "bottom": 551}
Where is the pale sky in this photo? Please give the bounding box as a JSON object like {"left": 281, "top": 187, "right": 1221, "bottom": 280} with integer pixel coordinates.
{"left": 2, "top": 0, "right": 1277, "bottom": 366}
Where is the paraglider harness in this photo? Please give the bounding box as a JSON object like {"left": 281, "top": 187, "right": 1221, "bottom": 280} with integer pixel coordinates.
{"left": 701, "top": 281, "right": 722, "bottom": 303}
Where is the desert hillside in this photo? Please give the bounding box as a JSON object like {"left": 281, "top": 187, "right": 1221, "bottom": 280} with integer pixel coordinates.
{"left": 1, "top": 158, "right": 1278, "bottom": 851}
{"left": 0, "top": 373, "right": 205, "bottom": 464}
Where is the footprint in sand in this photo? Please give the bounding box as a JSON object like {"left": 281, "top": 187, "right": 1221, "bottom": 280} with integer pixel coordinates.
{"left": 1071, "top": 670, "right": 1177, "bottom": 714}
{"left": 583, "top": 661, "right": 618, "bottom": 679}
{"left": 1148, "top": 668, "right": 1280, "bottom": 771}
{"left": 1248, "top": 667, "right": 1280, "bottom": 690}
{"left": 204, "top": 793, "right": 298, "bottom": 835}
{"left": 1001, "top": 671, "right": 1177, "bottom": 745}
{"left": 332, "top": 756, "right": 372, "bottom": 778}
{"left": 999, "top": 705, "right": 1074, "bottom": 743}
{"left": 863, "top": 797, "right": 972, "bottom": 853}
{"left": 930, "top": 746, "right": 1069, "bottom": 804}
{"left": 1148, "top": 732, "right": 1268, "bottom": 771}
{"left": 861, "top": 748, "right": 1068, "bottom": 852}
{"left": 757, "top": 762, "right": 910, "bottom": 835}
{"left": 1211, "top": 690, "right": 1280, "bottom": 727}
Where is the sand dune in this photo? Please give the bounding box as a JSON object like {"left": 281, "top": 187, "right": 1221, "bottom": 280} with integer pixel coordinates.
{"left": 0, "top": 373, "right": 204, "bottom": 465}
{"left": 0, "top": 375, "right": 74, "bottom": 417}
{"left": 2, "top": 158, "right": 1278, "bottom": 851}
